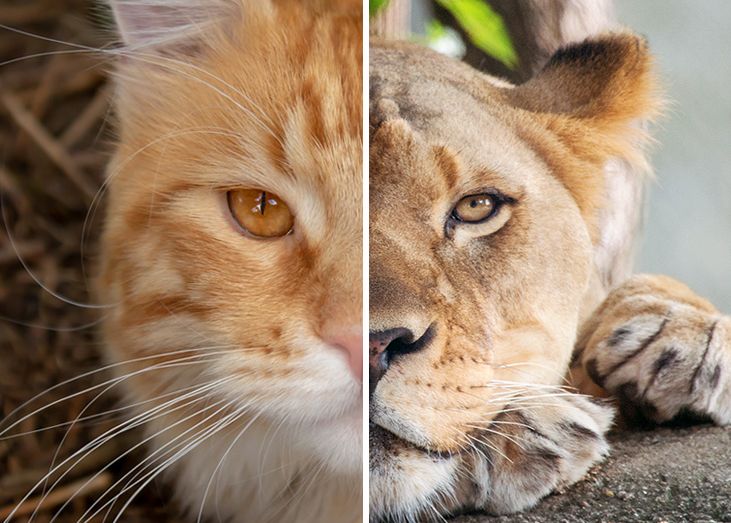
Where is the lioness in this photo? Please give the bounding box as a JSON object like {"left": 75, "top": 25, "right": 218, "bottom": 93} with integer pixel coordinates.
{"left": 369, "top": 23, "right": 731, "bottom": 523}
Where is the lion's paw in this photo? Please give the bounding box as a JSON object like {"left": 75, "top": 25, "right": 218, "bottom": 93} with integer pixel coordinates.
{"left": 466, "top": 393, "right": 614, "bottom": 515}
{"left": 369, "top": 394, "right": 613, "bottom": 521}
{"left": 576, "top": 274, "right": 731, "bottom": 426}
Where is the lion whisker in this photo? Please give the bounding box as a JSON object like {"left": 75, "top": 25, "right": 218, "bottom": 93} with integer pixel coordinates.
{"left": 466, "top": 425, "right": 531, "bottom": 451}
{"left": 491, "top": 362, "right": 573, "bottom": 385}
{"left": 485, "top": 379, "right": 577, "bottom": 391}
{"left": 468, "top": 419, "right": 536, "bottom": 430}
{"left": 465, "top": 433, "right": 512, "bottom": 465}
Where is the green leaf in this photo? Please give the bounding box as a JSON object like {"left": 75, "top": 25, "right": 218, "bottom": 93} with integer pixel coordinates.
{"left": 370, "top": 0, "right": 390, "bottom": 17}
{"left": 435, "top": 0, "right": 518, "bottom": 69}
{"left": 426, "top": 19, "right": 448, "bottom": 41}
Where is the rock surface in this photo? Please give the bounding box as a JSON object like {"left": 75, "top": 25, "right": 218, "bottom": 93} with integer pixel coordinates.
{"left": 454, "top": 425, "right": 731, "bottom": 523}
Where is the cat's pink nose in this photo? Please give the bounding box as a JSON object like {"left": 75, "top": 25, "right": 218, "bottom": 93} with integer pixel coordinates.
{"left": 323, "top": 329, "right": 362, "bottom": 381}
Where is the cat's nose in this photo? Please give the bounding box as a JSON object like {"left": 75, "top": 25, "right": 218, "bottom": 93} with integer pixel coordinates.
{"left": 323, "top": 329, "right": 362, "bottom": 381}
{"left": 369, "top": 325, "right": 435, "bottom": 394}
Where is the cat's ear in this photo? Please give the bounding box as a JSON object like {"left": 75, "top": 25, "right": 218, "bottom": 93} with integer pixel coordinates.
{"left": 108, "top": 0, "right": 233, "bottom": 49}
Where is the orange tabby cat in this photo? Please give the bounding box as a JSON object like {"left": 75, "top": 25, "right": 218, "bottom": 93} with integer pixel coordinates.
{"left": 96, "top": 1, "right": 362, "bottom": 521}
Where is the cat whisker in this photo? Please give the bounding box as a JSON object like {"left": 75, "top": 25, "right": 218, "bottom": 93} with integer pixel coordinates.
{"left": 256, "top": 415, "right": 291, "bottom": 493}
{"left": 48, "top": 381, "right": 243, "bottom": 521}
{"left": 0, "top": 347, "right": 247, "bottom": 437}
{"left": 41, "top": 371, "right": 242, "bottom": 495}
{"left": 485, "top": 391, "right": 576, "bottom": 401}
{"left": 78, "top": 399, "right": 246, "bottom": 522}
{"left": 1, "top": 195, "right": 111, "bottom": 310}
{"left": 2, "top": 379, "right": 220, "bottom": 440}
{"left": 444, "top": 385, "right": 581, "bottom": 416}
{"left": 463, "top": 435, "right": 492, "bottom": 463}
{"left": 0, "top": 312, "right": 106, "bottom": 332}
{"left": 483, "top": 396, "right": 579, "bottom": 408}
{"left": 0, "top": 47, "right": 98, "bottom": 69}
{"left": 91, "top": 400, "right": 250, "bottom": 523}
{"left": 287, "top": 454, "right": 329, "bottom": 519}
{"left": 485, "top": 391, "right": 581, "bottom": 401}
{"left": 196, "top": 410, "right": 265, "bottom": 523}
{"left": 0, "top": 24, "right": 275, "bottom": 133}
{"left": 423, "top": 496, "right": 449, "bottom": 523}
{"left": 444, "top": 403, "right": 560, "bottom": 418}
{"left": 0, "top": 344, "right": 253, "bottom": 432}
{"left": 5, "top": 376, "right": 235, "bottom": 523}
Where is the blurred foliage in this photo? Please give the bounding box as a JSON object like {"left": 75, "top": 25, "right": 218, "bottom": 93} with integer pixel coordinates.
{"left": 369, "top": 0, "right": 517, "bottom": 69}
{"left": 434, "top": 0, "right": 517, "bottom": 68}
{"left": 370, "top": 0, "right": 389, "bottom": 16}
{"left": 421, "top": 19, "right": 466, "bottom": 57}
{"left": 426, "top": 18, "right": 448, "bottom": 40}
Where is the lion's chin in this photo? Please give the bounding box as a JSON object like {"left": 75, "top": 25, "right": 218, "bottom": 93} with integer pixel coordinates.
{"left": 369, "top": 423, "right": 464, "bottom": 521}
{"left": 369, "top": 420, "right": 455, "bottom": 456}
{"left": 370, "top": 396, "right": 505, "bottom": 455}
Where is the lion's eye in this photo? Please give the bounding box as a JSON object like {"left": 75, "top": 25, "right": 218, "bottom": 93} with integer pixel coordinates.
{"left": 452, "top": 193, "right": 498, "bottom": 223}
{"left": 227, "top": 189, "right": 294, "bottom": 238}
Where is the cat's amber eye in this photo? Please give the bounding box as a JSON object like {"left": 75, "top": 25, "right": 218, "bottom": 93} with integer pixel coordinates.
{"left": 227, "top": 189, "right": 294, "bottom": 238}
{"left": 452, "top": 193, "right": 498, "bottom": 223}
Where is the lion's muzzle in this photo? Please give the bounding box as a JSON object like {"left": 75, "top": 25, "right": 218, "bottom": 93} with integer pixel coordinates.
{"left": 369, "top": 325, "right": 436, "bottom": 394}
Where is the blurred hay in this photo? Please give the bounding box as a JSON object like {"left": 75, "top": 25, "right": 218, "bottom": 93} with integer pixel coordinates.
{"left": 1, "top": 1, "right": 181, "bottom": 521}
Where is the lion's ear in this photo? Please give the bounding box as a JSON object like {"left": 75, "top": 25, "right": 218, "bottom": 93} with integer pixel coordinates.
{"left": 505, "top": 32, "right": 663, "bottom": 290}
{"left": 505, "top": 32, "right": 662, "bottom": 201}
{"left": 507, "top": 32, "right": 660, "bottom": 127}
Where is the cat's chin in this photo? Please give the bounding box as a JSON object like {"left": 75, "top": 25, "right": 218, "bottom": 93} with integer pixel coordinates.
{"left": 302, "top": 409, "right": 363, "bottom": 476}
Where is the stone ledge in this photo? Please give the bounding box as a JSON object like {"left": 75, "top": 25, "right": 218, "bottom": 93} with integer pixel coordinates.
{"left": 454, "top": 425, "right": 731, "bottom": 523}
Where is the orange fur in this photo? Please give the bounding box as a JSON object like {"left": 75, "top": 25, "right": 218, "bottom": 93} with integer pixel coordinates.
{"left": 97, "top": 2, "right": 362, "bottom": 521}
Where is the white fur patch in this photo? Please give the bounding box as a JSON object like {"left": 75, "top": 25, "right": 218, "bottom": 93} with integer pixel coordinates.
{"left": 109, "top": 0, "right": 231, "bottom": 49}
{"left": 559, "top": 0, "right": 616, "bottom": 44}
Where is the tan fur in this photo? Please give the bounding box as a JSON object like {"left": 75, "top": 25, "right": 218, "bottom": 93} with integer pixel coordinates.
{"left": 370, "top": 32, "right": 657, "bottom": 450}
{"left": 369, "top": 33, "right": 662, "bottom": 521}
{"left": 572, "top": 274, "right": 731, "bottom": 427}
{"left": 98, "top": 2, "right": 362, "bottom": 521}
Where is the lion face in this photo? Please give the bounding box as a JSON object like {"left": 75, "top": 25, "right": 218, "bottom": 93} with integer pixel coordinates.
{"left": 370, "top": 84, "right": 593, "bottom": 452}
{"left": 369, "top": 34, "right": 659, "bottom": 472}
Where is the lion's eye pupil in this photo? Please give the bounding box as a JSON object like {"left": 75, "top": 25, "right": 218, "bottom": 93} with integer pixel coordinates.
{"left": 453, "top": 193, "right": 497, "bottom": 223}
{"left": 227, "top": 189, "right": 294, "bottom": 238}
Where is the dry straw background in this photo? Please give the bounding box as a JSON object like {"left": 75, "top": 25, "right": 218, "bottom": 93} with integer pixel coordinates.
{"left": 1, "top": 1, "right": 181, "bottom": 520}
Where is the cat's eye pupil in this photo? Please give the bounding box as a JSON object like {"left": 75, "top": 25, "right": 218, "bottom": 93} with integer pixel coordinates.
{"left": 258, "top": 192, "right": 267, "bottom": 214}
{"left": 227, "top": 188, "right": 294, "bottom": 238}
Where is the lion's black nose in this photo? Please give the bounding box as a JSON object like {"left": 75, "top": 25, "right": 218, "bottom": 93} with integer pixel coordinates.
{"left": 369, "top": 325, "right": 435, "bottom": 394}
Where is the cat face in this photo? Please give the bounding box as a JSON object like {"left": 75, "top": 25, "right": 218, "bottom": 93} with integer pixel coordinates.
{"left": 99, "top": 0, "right": 362, "bottom": 478}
